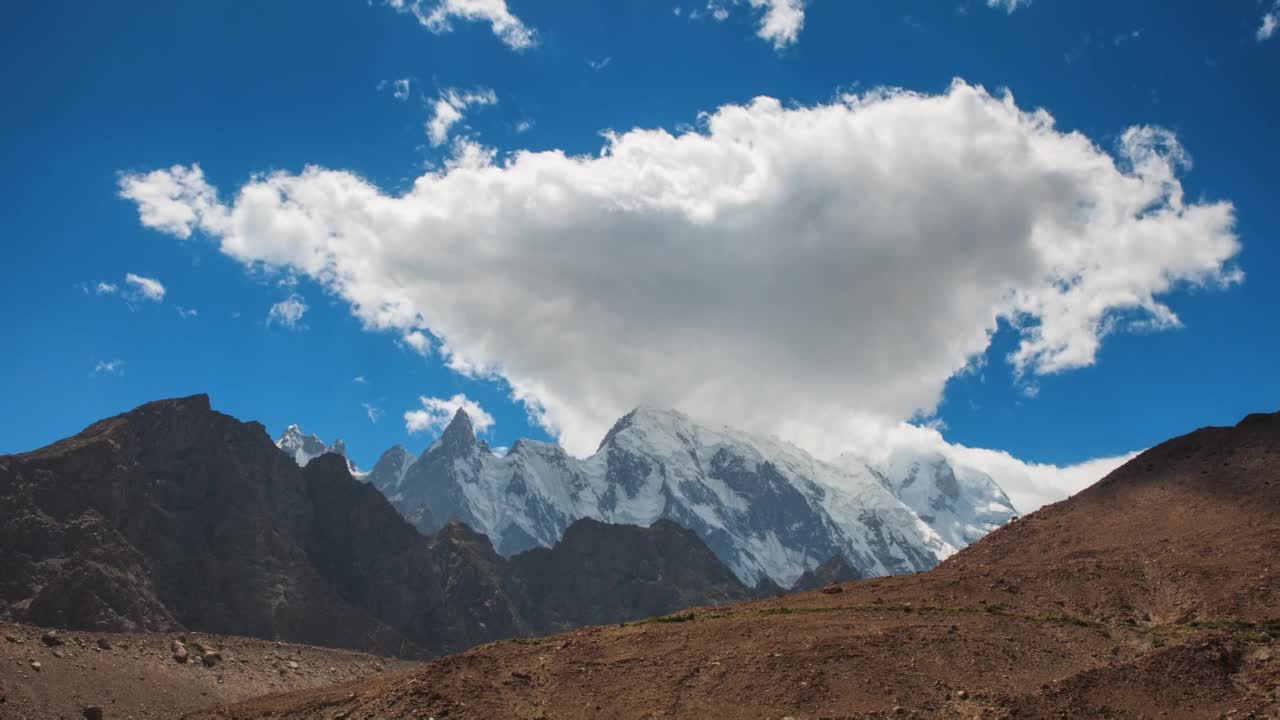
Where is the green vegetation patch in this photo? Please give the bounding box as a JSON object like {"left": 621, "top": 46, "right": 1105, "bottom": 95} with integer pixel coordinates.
{"left": 629, "top": 611, "right": 699, "bottom": 626}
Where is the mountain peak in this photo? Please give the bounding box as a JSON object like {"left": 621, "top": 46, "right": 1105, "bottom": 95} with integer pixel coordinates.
{"left": 446, "top": 407, "right": 473, "bottom": 432}
{"left": 276, "top": 424, "right": 349, "bottom": 468}
{"left": 427, "top": 408, "right": 478, "bottom": 455}
{"left": 597, "top": 405, "right": 698, "bottom": 451}
{"left": 380, "top": 444, "right": 411, "bottom": 460}
{"left": 134, "top": 393, "right": 213, "bottom": 416}
{"left": 445, "top": 407, "right": 476, "bottom": 435}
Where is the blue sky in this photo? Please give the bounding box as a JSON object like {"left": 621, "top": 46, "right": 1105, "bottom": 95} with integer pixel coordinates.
{"left": 2, "top": 1, "right": 1277, "bottom": 507}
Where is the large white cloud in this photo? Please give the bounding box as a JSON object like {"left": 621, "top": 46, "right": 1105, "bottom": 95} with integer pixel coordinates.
{"left": 119, "top": 80, "right": 1239, "bottom": 508}
{"left": 387, "top": 0, "right": 536, "bottom": 51}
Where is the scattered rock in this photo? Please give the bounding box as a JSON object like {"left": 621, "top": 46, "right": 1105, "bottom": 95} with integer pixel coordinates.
{"left": 30, "top": 660, "right": 42, "bottom": 672}
{"left": 819, "top": 584, "right": 844, "bottom": 594}
{"left": 41, "top": 630, "right": 65, "bottom": 646}
{"left": 172, "top": 641, "right": 189, "bottom": 664}
{"left": 52, "top": 649, "right": 64, "bottom": 658}
{"left": 288, "top": 660, "right": 300, "bottom": 670}
{"left": 96, "top": 637, "right": 111, "bottom": 650}
{"left": 202, "top": 651, "right": 222, "bottom": 667}
{"left": 956, "top": 689, "right": 969, "bottom": 700}
{"left": 82, "top": 706, "right": 105, "bottom": 720}
{"left": 4, "top": 634, "right": 20, "bottom": 643}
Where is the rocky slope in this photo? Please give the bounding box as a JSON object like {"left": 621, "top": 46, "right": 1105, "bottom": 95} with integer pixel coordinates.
{"left": 872, "top": 408, "right": 1280, "bottom": 624}
{"left": 372, "top": 406, "right": 1016, "bottom": 587}
{"left": 193, "top": 410, "right": 1280, "bottom": 719}
{"left": 0, "top": 396, "right": 755, "bottom": 658}
{"left": 0, "top": 621, "right": 422, "bottom": 720}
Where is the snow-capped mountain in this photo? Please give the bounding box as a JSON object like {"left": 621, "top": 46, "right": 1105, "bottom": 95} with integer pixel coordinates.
{"left": 863, "top": 448, "right": 1018, "bottom": 551}
{"left": 373, "top": 406, "right": 1016, "bottom": 588}
{"left": 274, "top": 424, "right": 365, "bottom": 478}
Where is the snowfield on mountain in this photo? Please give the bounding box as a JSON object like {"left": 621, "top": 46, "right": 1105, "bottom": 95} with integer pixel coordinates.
{"left": 283, "top": 407, "right": 1016, "bottom": 587}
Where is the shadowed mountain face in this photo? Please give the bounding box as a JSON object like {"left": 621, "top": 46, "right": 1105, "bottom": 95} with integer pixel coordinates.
{"left": 789, "top": 555, "right": 861, "bottom": 592}
{"left": 510, "top": 518, "right": 752, "bottom": 633}
{"left": 0, "top": 396, "right": 754, "bottom": 657}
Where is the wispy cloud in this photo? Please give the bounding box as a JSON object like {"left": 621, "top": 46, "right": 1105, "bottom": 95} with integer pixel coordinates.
{"left": 266, "top": 294, "right": 308, "bottom": 331}
{"left": 93, "top": 359, "right": 125, "bottom": 376}
{"left": 426, "top": 87, "right": 497, "bottom": 147}
{"left": 1260, "top": 2, "right": 1279, "bottom": 41}
{"left": 985, "top": 0, "right": 1031, "bottom": 12}
{"left": 1113, "top": 28, "right": 1142, "bottom": 47}
{"left": 363, "top": 402, "right": 383, "bottom": 423}
{"left": 176, "top": 305, "right": 199, "bottom": 319}
{"left": 684, "top": 0, "right": 806, "bottom": 49}
{"left": 125, "top": 273, "right": 166, "bottom": 302}
{"left": 386, "top": 0, "right": 537, "bottom": 51}
{"left": 587, "top": 56, "right": 612, "bottom": 71}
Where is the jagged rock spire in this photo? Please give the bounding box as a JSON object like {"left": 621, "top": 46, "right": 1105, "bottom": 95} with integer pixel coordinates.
{"left": 438, "top": 408, "right": 477, "bottom": 449}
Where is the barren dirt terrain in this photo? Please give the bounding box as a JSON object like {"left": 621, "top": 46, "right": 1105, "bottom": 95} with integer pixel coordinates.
{"left": 0, "top": 623, "right": 421, "bottom": 719}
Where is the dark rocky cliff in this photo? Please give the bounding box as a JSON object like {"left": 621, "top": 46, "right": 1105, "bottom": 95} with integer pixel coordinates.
{"left": 0, "top": 395, "right": 753, "bottom": 657}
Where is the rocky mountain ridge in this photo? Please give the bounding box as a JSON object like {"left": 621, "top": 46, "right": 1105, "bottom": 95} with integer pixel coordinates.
{"left": 340, "top": 406, "right": 1016, "bottom": 587}
{"left": 0, "top": 396, "right": 754, "bottom": 658}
